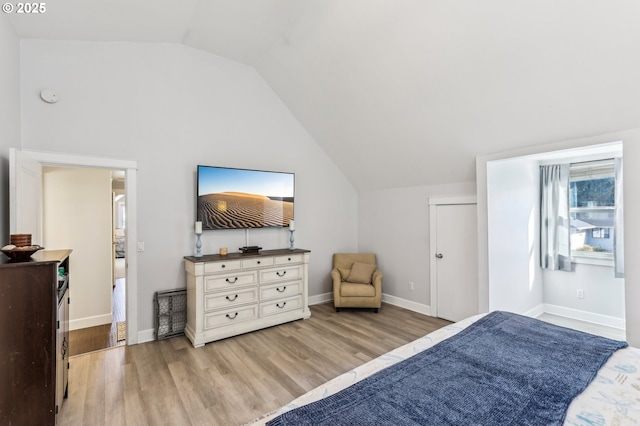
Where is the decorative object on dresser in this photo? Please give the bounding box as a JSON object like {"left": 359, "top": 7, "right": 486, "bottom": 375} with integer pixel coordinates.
{"left": 288, "top": 219, "right": 295, "bottom": 250}
{"left": 0, "top": 249, "right": 72, "bottom": 425}
{"left": 194, "top": 221, "right": 203, "bottom": 258}
{"left": 1, "top": 233, "right": 44, "bottom": 261}
{"left": 239, "top": 245, "right": 262, "bottom": 254}
{"left": 184, "top": 248, "right": 311, "bottom": 347}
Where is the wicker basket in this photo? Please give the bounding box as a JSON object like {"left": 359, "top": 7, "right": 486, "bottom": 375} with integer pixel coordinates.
{"left": 10, "top": 234, "right": 32, "bottom": 247}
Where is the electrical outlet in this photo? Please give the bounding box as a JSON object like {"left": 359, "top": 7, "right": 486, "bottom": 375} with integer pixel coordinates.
{"left": 137, "top": 241, "right": 145, "bottom": 252}
{"left": 409, "top": 282, "right": 414, "bottom": 291}
{"left": 577, "top": 289, "right": 584, "bottom": 299}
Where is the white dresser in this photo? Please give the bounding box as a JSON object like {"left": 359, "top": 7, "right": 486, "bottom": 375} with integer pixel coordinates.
{"left": 184, "top": 249, "right": 311, "bottom": 347}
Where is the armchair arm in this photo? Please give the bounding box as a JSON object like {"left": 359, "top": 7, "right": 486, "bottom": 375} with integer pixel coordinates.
{"left": 332, "top": 268, "right": 343, "bottom": 305}
{"left": 371, "top": 270, "right": 383, "bottom": 293}
{"left": 331, "top": 268, "right": 342, "bottom": 288}
{"left": 371, "top": 269, "right": 383, "bottom": 309}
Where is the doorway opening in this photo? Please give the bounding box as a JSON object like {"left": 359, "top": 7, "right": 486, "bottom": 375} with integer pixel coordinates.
{"left": 41, "top": 166, "right": 127, "bottom": 355}
{"left": 11, "top": 149, "right": 139, "bottom": 349}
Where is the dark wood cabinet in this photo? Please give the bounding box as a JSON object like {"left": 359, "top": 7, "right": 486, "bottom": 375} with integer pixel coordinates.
{"left": 0, "top": 249, "right": 71, "bottom": 425}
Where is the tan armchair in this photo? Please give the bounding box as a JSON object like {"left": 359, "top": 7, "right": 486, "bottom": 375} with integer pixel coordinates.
{"left": 332, "top": 253, "right": 382, "bottom": 313}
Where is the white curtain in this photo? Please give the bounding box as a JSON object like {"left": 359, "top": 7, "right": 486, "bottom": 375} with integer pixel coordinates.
{"left": 614, "top": 157, "right": 624, "bottom": 278}
{"left": 540, "top": 164, "right": 572, "bottom": 271}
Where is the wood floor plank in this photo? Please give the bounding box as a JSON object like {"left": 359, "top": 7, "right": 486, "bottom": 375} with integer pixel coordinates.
{"left": 58, "top": 302, "right": 451, "bottom": 426}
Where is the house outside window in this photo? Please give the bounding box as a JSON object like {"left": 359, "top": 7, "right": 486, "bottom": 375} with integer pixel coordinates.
{"left": 592, "top": 228, "right": 610, "bottom": 239}
{"left": 569, "top": 159, "right": 615, "bottom": 265}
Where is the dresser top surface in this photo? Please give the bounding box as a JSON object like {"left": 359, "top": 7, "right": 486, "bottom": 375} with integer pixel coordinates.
{"left": 184, "top": 248, "right": 309, "bottom": 263}
{"left": 0, "top": 249, "right": 72, "bottom": 268}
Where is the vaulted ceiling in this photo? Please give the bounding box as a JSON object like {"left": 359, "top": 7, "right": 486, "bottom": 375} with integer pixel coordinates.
{"left": 8, "top": 1, "right": 640, "bottom": 190}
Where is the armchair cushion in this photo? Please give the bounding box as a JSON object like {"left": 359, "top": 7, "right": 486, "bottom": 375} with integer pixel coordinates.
{"left": 346, "top": 262, "right": 377, "bottom": 284}
{"left": 337, "top": 267, "right": 351, "bottom": 280}
{"left": 340, "top": 282, "right": 377, "bottom": 297}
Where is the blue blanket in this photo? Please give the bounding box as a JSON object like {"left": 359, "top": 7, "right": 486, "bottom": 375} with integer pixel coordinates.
{"left": 267, "top": 311, "right": 627, "bottom": 426}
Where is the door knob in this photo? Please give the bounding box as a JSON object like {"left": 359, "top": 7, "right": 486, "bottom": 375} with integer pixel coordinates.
{"left": 435, "top": 253, "right": 443, "bottom": 259}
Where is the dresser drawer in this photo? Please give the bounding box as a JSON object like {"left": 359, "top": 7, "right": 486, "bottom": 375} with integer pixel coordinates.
{"left": 241, "top": 257, "right": 274, "bottom": 269}
{"left": 260, "top": 281, "right": 302, "bottom": 301}
{"left": 204, "top": 305, "right": 258, "bottom": 330}
{"left": 204, "top": 260, "right": 241, "bottom": 274}
{"left": 275, "top": 254, "right": 303, "bottom": 265}
{"left": 204, "top": 271, "right": 257, "bottom": 292}
{"left": 204, "top": 288, "right": 258, "bottom": 312}
{"left": 260, "top": 265, "right": 303, "bottom": 284}
{"left": 260, "top": 295, "right": 303, "bottom": 317}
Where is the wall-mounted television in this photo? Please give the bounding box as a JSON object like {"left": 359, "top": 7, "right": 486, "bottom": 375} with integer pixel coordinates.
{"left": 197, "top": 165, "right": 295, "bottom": 230}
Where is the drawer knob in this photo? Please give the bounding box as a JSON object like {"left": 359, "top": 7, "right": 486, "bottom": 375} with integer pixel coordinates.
{"left": 257, "top": 260, "right": 261, "bottom": 264}
{"left": 221, "top": 264, "right": 226, "bottom": 268}
{"left": 226, "top": 294, "right": 239, "bottom": 301}
{"left": 276, "top": 302, "right": 287, "bottom": 309}
{"left": 288, "top": 257, "right": 291, "bottom": 261}
{"left": 276, "top": 271, "right": 287, "bottom": 277}
{"left": 276, "top": 286, "right": 286, "bottom": 293}
{"left": 226, "top": 312, "right": 238, "bottom": 320}
{"left": 226, "top": 277, "right": 238, "bottom": 283}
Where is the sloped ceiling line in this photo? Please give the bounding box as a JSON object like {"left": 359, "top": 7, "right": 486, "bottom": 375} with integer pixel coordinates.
{"left": 7, "top": 0, "right": 640, "bottom": 190}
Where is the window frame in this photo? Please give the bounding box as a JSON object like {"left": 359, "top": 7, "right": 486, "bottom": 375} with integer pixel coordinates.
{"left": 569, "top": 159, "right": 615, "bottom": 267}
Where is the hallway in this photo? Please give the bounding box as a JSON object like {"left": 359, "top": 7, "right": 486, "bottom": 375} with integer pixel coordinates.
{"left": 69, "top": 258, "right": 126, "bottom": 356}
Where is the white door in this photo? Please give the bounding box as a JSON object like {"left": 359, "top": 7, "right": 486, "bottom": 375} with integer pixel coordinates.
{"left": 9, "top": 148, "right": 43, "bottom": 245}
{"left": 430, "top": 199, "right": 478, "bottom": 322}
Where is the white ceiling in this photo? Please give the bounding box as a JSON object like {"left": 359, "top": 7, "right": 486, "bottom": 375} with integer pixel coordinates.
{"left": 8, "top": 0, "right": 640, "bottom": 190}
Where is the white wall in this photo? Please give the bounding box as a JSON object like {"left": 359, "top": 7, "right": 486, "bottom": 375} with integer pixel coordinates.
{"left": 486, "top": 145, "right": 624, "bottom": 323}
{"left": 623, "top": 140, "right": 640, "bottom": 345}
{"left": 20, "top": 40, "right": 358, "bottom": 335}
{"left": 358, "top": 181, "right": 476, "bottom": 312}
{"left": 43, "top": 167, "right": 113, "bottom": 329}
{"left": 478, "top": 131, "right": 640, "bottom": 346}
{"left": 0, "top": 16, "right": 20, "bottom": 241}
{"left": 543, "top": 265, "right": 624, "bottom": 323}
{"left": 486, "top": 157, "right": 543, "bottom": 314}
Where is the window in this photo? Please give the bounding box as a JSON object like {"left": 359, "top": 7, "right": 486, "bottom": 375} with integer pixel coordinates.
{"left": 592, "top": 228, "right": 610, "bottom": 239}
{"left": 569, "top": 159, "right": 615, "bottom": 263}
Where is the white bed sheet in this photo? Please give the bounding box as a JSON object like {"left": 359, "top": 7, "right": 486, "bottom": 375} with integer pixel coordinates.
{"left": 250, "top": 314, "right": 640, "bottom": 425}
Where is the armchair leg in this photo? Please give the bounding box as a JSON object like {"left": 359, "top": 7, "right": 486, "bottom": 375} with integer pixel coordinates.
{"left": 373, "top": 308, "right": 378, "bottom": 313}
{"left": 335, "top": 307, "right": 340, "bottom": 312}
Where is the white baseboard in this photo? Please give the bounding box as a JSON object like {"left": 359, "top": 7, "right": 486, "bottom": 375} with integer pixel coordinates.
{"left": 523, "top": 304, "right": 546, "bottom": 318}
{"left": 309, "top": 292, "right": 333, "bottom": 306}
{"left": 69, "top": 313, "right": 112, "bottom": 331}
{"left": 543, "top": 303, "right": 625, "bottom": 330}
{"left": 308, "top": 292, "right": 432, "bottom": 316}
{"left": 137, "top": 328, "right": 156, "bottom": 344}
{"left": 382, "top": 294, "right": 432, "bottom": 316}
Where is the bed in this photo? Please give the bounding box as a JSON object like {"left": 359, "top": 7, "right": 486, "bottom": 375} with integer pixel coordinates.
{"left": 250, "top": 311, "right": 639, "bottom": 425}
{"left": 114, "top": 229, "right": 125, "bottom": 258}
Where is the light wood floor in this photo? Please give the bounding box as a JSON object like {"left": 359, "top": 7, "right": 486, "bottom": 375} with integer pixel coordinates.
{"left": 58, "top": 303, "right": 451, "bottom": 426}
{"left": 69, "top": 260, "right": 126, "bottom": 356}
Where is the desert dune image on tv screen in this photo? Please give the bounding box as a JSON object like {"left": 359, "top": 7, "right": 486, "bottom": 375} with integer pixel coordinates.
{"left": 197, "top": 167, "right": 294, "bottom": 230}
